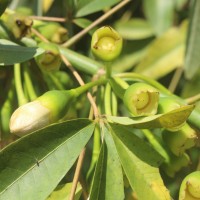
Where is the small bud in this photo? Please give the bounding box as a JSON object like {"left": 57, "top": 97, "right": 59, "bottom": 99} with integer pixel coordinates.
{"left": 35, "top": 42, "right": 61, "bottom": 72}
{"left": 36, "top": 22, "right": 68, "bottom": 44}
{"left": 123, "top": 82, "right": 159, "bottom": 116}
{"left": 10, "top": 90, "right": 75, "bottom": 136}
{"left": 179, "top": 171, "right": 200, "bottom": 200}
{"left": 162, "top": 123, "right": 198, "bottom": 156}
{"left": 91, "top": 26, "right": 123, "bottom": 62}
{"left": 162, "top": 153, "right": 190, "bottom": 177}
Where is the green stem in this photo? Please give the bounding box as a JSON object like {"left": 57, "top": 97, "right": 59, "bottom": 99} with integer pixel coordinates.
{"left": 23, "top": 65, "right": 37, "bottom": 100}
{"left": 115, "top": 72, "right": 172, "bottom": 95}
{"left": 73, "top": 77, "right": 106, "bottom": 97}
{"left": 142, "top": 129, "right": 170, "bottom": 162}
{"left": 14, "top": 63, "right": 28, "bottom": 105}
{"left": 86, "top": 125, "right": 101, "bottom": 181}
{"left": 111, "top": 91, "right": 118, "bottom": 116}
{"left": 47, "top": 72, "right": 65, "bottom": 90}
{"left": 104, "top": 83, "right": 112, "bottom": 115}
{"left": 105, "top": 62, "right": 112, "bottom": 78}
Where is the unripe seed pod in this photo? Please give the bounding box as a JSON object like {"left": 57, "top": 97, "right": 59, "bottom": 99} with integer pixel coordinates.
{"left": 9, "top": 90, "right": 76, "bottom": 136}
{"left": 4, "top": 13, "right": 33, "bottom": 39}
{"left": 123, "top": 82, "right": 159, "bottom": 116}
{"left": 179, "top": 171, "right": 200, "bottom": 200}
{"left": 91, "top": 26, "right": 123, "bottom": 62}
{"left": 35, "top": 22, "right": 68, "bottom": 44}
{"left": 35, "top": 42, "right": 61, "bottom": 72}
{"left": 162, "top": 123, "right": 198, "bottom": 156}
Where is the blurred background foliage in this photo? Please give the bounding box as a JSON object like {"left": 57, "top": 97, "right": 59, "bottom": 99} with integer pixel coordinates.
{"left": 0, "top": 0, "right": 200, "bottom": 199}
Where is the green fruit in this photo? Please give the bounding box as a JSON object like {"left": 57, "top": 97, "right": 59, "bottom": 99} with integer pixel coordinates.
{"left": 123, "top": 82, "right": 159, "bottom": 116}
{"left": 91, "top": 26, "right": 123, "bottom": 62}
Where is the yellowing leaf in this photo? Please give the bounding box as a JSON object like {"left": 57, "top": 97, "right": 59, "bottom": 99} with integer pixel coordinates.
{"left": 134, "top": 24, "right": 187, "bottom": 79}
{"left": 107, "top": 105, "right": 195, "bottom": 131}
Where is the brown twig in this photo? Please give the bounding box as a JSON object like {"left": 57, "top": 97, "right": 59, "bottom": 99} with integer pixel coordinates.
{"left": 30, "top": 16, "right": 66, "bottom": 22}
{"left": 69, "top": 148, "right": 86, "bottom": 200}
{"left": 61, "top": 55, "right": 99, "bottom": 118}
{"left": 168, "top": 67, "right": 183, "bottom": 93}
{"left": 31, "top": 28, "right": 50, "bottom": 43}
{"left": 186, "top": 93, "right": 200, "bottom": 104}
{"left": 62, "top": 0, "right": 131, "bottom": 48}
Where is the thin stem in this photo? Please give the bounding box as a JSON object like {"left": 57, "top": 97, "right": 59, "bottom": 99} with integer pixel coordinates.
{"left": 31, "top": 28, "right": 50, "bottom": 43}
{"left": 104, "top": 83, "right": 112, "bottom": 115}
{"left": 105, "top": 62, "right": 112, "bottom": 78}
{"left": 23, "top": 66, "right": 37, "bottom": 100}
{"left": 69, "top": 148, "right": 86, "bottom": 200}
{"left": 74, "top": 77, "right": 106, "bottom": 97}
{"left": 47, "top": 72, "right": 65, "bottom": 90}
{"left": 14, "top": 63, "right": 28, "bottom": 105}
{"left": 142, "top": 129, "right": 170, "bottom": 162}
{"left": 30, "top": 16, "right": 66, "bottom": 22}
{"left": 115, "top": 72, "right": 172, "bottom": 95}
{"left": 62, "top": 0, "right": 131, "bottom": 48}
{"left": 186, "top": 93, "right": 200, "bottom": 104}
{"left": 61, "top": 54, "right": 104, "bottom": 118}
{"left": 168, "top": 67, "right": 183, "bottom": 93}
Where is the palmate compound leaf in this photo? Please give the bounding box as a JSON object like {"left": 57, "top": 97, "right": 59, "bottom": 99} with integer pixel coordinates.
{"left": 107, "top": 104, "right": 194, "bottom": 131}
{"left": 0, "top": 119, "right": 95, "bottom": 200}
{"left": 89, "top": 124, "right": 124, "bottom": 200}
{"left": 109, "top": 124, "right": 171, "bottom": 200}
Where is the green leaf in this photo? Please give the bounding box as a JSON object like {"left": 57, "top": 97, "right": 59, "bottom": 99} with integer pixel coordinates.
{"left": 73, "top": 18, "right": 95, "bottom": 35}
{"left": 59, "top": 47, "right": 101, "bottom": 75}
{"left": 112, "top": 39, "right": 151, "bottom": 72}
{"left": 110, "top": 124, "right": 171, "bottom": 200}
{"left": 143, "top": 0, "right": 175, "bottom": 36}
{"left": 0, "top": 0, "right": 11, "bottom": 16}
{"left": 47, "top": 182, "right": 82, "bottom": 200}
{"left": 76, "top": 0, "right": 120, "bottom": 17}
{"left": 115, "top": 18, "right": 154, "bottom": 40}
{"left": 184, "top": 0, "right": 200, "bottom": 79}
{"left": 134, "top": 25, "right": 187, "bottom": 79}
{"left": 89, "top": 125, "right": 124, "bottom": 200}
{"left": 0, "top": 119, "right": 94, "bottom": 200}
{"left": 107, "top": 105, "right": 195, "bottom": 131}
{"left": 0, "top": 39, "right": 44, "bottom": 66}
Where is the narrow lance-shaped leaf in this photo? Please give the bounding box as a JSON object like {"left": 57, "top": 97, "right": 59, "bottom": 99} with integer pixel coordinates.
{"left": 0, "top": 119, "right": 95, "bottom": 200}
{"left": 89, "top": 124, "right": 124, "bottom": 200}
{"left": 143, "top": 0, "right": 174, "bottom": 36}
{"left": 110, "top": 124, "right": 171, "bottom": 200}
{"left": 76, "top": 0, "right": 120, "bottom": 17}
{"left": 135, "top": 24, "right": 187, "bottom": 79}
{"left": 0, "top": 0, "right": 11, "bottom": 16}
{"left": 0, "top": 39, "right": 44, "bottom": 66}
{"left": 107, "top": 104, "right": 194, "bottom": 131}
{"left": 184, "top": 0, "right": 200, "bottom": 79}
{"left": 114, "top": 18, "right": 154, "bottom": 40}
